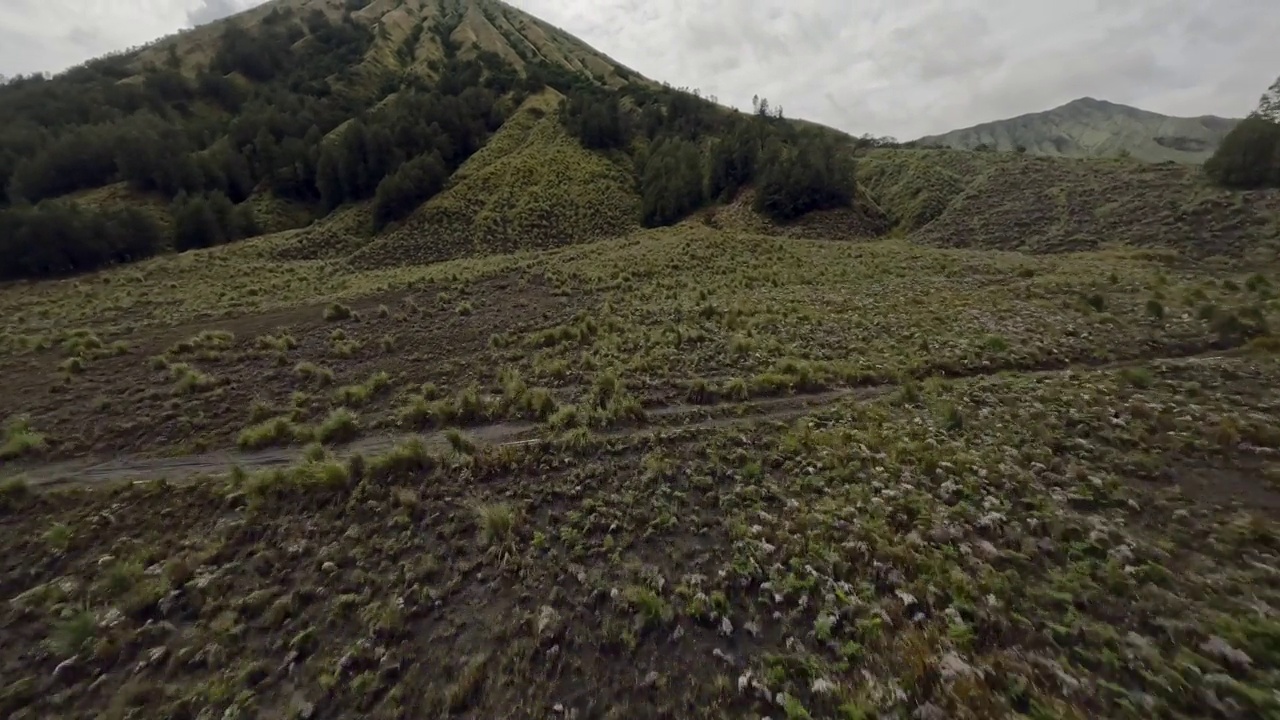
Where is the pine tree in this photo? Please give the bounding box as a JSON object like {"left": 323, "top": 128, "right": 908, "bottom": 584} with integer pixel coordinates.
{"left": 1258, "top": 75, "right": 1280, "bottom": 122}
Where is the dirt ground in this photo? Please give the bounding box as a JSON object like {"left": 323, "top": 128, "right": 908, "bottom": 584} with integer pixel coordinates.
{"left": 0, "top": 273, "right": 580, "bottom": 461}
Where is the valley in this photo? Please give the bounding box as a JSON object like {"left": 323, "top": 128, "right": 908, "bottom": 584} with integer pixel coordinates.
{"left": 1, "top": 1, "right": 1280, "bottom": 718}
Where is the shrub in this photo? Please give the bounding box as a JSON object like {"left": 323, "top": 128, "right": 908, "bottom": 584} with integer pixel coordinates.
{"left": 237, "top": 417, "right": 302, "bottom": 450}
{"left": 1, "top": 417, "right": 47, "bottom": 460}
{"left": 323, "top": 302, "right": 352, "bottom": 321}
{"left": 316, "top": 408, "right": 360, "bottom": 445}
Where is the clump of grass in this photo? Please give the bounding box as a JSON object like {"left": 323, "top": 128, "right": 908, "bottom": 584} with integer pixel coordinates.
{"left": 1119, "top": 367, "right": 1154, "bottom": 388}
{"left": 59, "top": 330, "right": 103, "bottom": 357}
{"left": 398, "top": 385, "right": 493, "bottom": 429}
{"left": 316, "top": 408, "right": 360, "bottom": 445}
{"left": 1145, "top": 298, "right": 1164, "bottom": 320}
{"left": 580, "top": 370, "right": 645, "bottom": 426}
{"left": 288, "top": 460, "right": 352, "bottom": 491}
{"left": 536, "top": 357, "right": 572, "bottom": 383}
{"left": 936, "top": 402, "right": 964, "bottom": 432}
{"left": 399, "top": 395, "right": 449, "bottom": 428}
{"left": 302, "top": 442, "right": 327, "bottom": 463}
{"left": 0, "top": 476, "right": 32, "bottom": 511}
{"left": 547, "top": 404, "right": 584, "bottom": 430}
{"left": 720, "top": 377, "right": 750, "bottom": 401}
{"left": 1248, "top": 335, "right": 1280, "bottom": 354}
{"left": 242, "top": 460, "right": 351, "bottom": 501}
{"left": 1082, "top": 292, "right": 1106, "bottom": 312}
{"left": 169, "top": 330, "right": 234, "bottom": 355}
{"left": 1208, "top": 305, "right": 1269, "bottom": 343}
{"left": 496, "top": 369, "right": 558, "bottom": 420}
{"left": 476, "top": 502, "right": 518, "bottom": 547}
{"left": 456, "top": 301, "right": 474, "bottom": 316}
{"left": 247, "top": 399, "right": 276, "bottom": 423}
{"left": 444, "top": 428, "right": 476, "bottom": 455}
{"left": 1, "top": 417, "right": 47, "bottom": 461}
{"left": 409, "top": 381, "right": 499, "bottom": 425}
{"left": 169, "top": 363, "right": 217, "bottom": 395}
{"left": 255, "top": 332, "right": 298, "bottom": 352}
{"left": 521, "top": 387, "right": 558, "bottom": 420}
{"left": 686, "top": 379, "right": 717, "bottom": 405}
{"left": 323, "top": 302, "right": 352, "bottom": 321}
{"left": 333, "top": 371, "right": 391, "bottom": 407}
{"left": 728, "top": 334, "right": 756, "bottom": 356}
{"left": 1246, "top": 273, "right": 1272, "bottom": 293}
{"left": 58, "top": 356, "right": 86, "bottom": 374}
{"left": 49, "top": 609, "right": 97, "bottom": 658}
{"left": 237, "top": 417, "right": 306, "bottom": 450}
{"left": 329, "top": 338, "right": 362, "bottom": 358}
{"left": 367, "top": 439, "right": 437, "bottom": 481}
{"left": 42, "top": 522, "right": 71, "bottom": 551}
{"left": 624, "top": 586, "right": 674, "bottom": 630}
{"left": 750, "top": 372, "right": 793, "bottom": 397}
{"left": 294, "top": 361, "right": 335, "bottom": 387}
{"left": 895, "top": 376, "right": 922, "bottom": 405}
{"left": 982, "top": 335, "right": 1009, "bottom": 352}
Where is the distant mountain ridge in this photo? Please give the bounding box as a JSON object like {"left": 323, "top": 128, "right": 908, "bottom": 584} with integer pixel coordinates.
{"left": 917, "top": 97, "right": 1240, "bottom": 163}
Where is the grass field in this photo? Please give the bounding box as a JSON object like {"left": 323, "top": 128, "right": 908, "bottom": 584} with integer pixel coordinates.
{"left": 3, "top": 145, "right": 1280, "bottom": 718}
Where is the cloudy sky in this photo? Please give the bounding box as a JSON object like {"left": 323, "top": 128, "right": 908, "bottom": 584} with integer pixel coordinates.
{"left": 1, "top": 0, "right": 1277, "bottom": 138}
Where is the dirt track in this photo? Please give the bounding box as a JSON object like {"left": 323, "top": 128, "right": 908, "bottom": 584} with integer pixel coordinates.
{"left": 11, "top": 387, "right": 866, "bottom": 489}
{"left": 5, "top": 349, "right": 1243, "bottom": 490}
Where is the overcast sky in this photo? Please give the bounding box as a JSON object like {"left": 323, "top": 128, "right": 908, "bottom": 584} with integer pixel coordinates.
{"left": 1, "top": 0, "right": 1277, "bottom": 138}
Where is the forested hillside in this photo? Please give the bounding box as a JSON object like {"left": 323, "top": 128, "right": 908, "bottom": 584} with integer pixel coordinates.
{"left": 0, "top": 0, "right": 857, "bottom": 281}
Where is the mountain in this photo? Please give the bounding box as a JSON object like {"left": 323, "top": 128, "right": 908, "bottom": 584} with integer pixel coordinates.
{"left": 916, "top": 97, "right": 1239, "bottom": 163}
{"left": 145, "top": 0, "right": 645, "bottom": 90}
{"left": 0, "top": 0, "right": 868, "bottom": 281}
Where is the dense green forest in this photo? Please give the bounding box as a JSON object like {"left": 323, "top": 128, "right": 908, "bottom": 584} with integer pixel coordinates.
{"left": 0, "top": 5, "right": 857, "bottom": 281}
{"left": 1205, "top": 75, "right": 1280, "bottom": 190}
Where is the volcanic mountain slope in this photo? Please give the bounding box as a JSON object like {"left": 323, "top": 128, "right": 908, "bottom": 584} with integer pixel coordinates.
{"left": 0, "top": 0, "right": 878, "bottom": 282}
{"left": 917, "top": 97, "right": 1239, "bottom": 163}
{"left": 139, "top": 0, "right": 644, "bottom": 89}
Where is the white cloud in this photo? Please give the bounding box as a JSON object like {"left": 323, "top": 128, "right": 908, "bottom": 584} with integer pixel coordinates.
{"left": 511, "top": 0, "right": 1280, "bottom": 137}
{"left": 2, "top": 0, "right": 1279, "bottom": 138}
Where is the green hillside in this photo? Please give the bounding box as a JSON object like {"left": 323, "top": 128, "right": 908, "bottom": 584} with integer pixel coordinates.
{"left": 858, "top": 148, "right": 1280, "bottom": 258}
{"left": 918, "top": 97, "right": 1239, "bottom": 163}
{"left": 0, "top": 0, "right": 858, "bottom": 282}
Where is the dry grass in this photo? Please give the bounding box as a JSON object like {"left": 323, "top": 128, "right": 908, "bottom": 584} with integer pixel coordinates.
{"left": 2, "top": 122, "right": 1280, "bottom": 719}
{"left": 349, "top": 91, "right": 640, "bottom": 270}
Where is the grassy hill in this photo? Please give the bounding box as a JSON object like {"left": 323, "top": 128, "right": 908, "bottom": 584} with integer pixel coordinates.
{"left": 0, "top": 0, "right": 861, "bottom": 281}
{"left": 917, "top": 97, "right": 1239, "bottom": 163}
{"left": 858, "top": 148, "right": 1280, "bottom": 258}
{"left": 2, "top": 4, "right": 1280, "bottom": 719}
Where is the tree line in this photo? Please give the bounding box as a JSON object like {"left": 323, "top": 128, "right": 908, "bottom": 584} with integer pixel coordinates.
{"left": 1205, "top": 75, "right": 1280, "bottom": 190}
{"left": 0, "top": 7, "right": 383, "bottom": 279}
{"left": 0, "top": 4, "right": 863, "bottom": 281}
{"left": 0, "top": 7, "right": 515, "bottom": 279}
{"left": 559, "top": 84, "right": 856, "bottom": 226}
